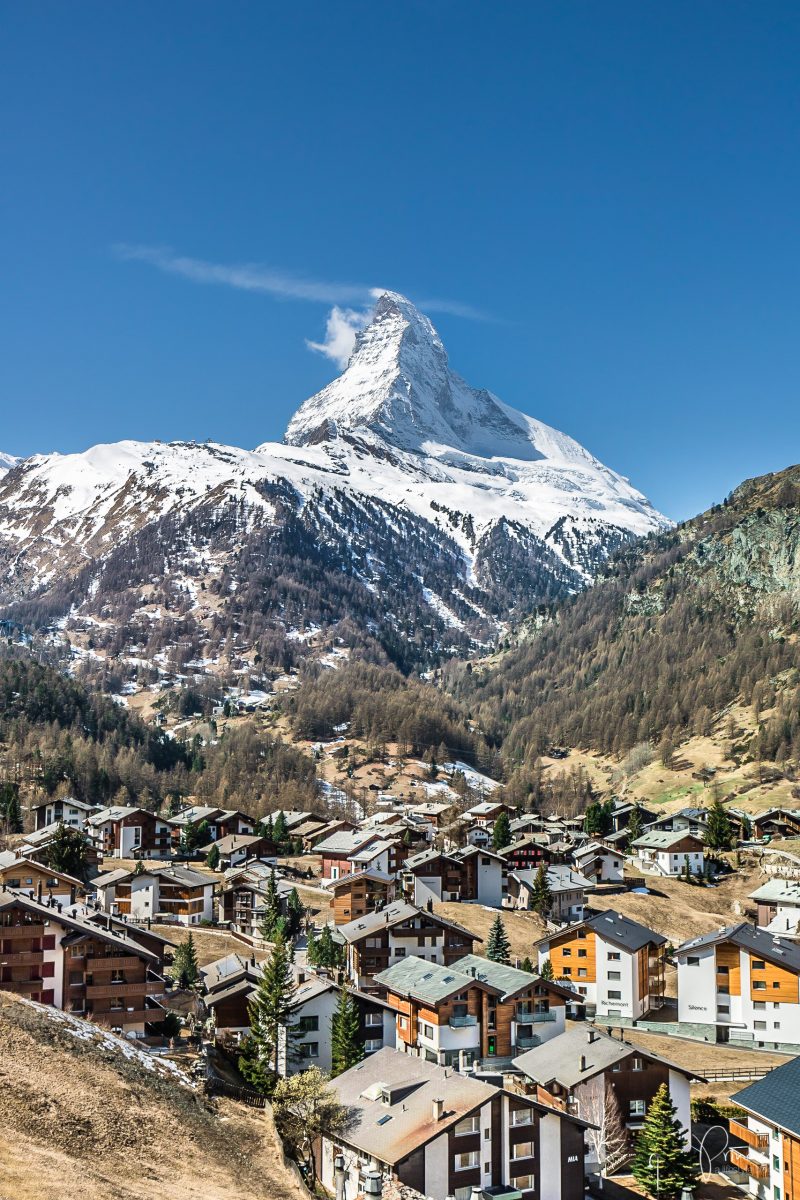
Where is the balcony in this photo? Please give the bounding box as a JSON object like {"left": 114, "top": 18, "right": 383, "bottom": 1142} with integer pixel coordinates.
{"left": 85, "top": 955, "right": 143, "bottom": 970}
{"left": 0, "top": 950, "right": 44, "bottom": 966}
{"left": 0, "top": 923, "right": 45, "bottom": 938}
{"left": 729, "top": 1148, "right": 769, "bottom": 1180}
{"left": 86, "top": 982, "right": 148, "bottom": 999}
{"left": 2, "top": 978, "right": 44, "bottom": 994}
{"left": 516, "top": 1035, "right": 542, "bottom": 1049}
{"left": 532, "top": 1012, "right": 556, "bottom": 1023}
{"left": 450, "top": 1015, "right": 478, "bottom": 1028}
{"left": 91, "top": 1009, "right": 153, "bottom": 1025}
{"left": 729, "top": 1119, "right": 769, "bottom": 1151}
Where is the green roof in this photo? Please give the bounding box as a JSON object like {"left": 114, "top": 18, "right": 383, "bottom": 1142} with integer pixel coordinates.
{"left": 373, "top": 956, "right": 474, "bottom": 1003}
{"left": 451, "top": 954, "right": 538, "bottom": 999}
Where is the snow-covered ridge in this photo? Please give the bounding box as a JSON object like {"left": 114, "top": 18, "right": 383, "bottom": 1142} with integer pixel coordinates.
{"left": 0, "top": 452, "right": 18, "bottom": 473}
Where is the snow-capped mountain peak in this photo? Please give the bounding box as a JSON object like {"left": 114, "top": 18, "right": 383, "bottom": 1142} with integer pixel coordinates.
{"left": 0, "top": 452, "right": 18, "bottom": 474}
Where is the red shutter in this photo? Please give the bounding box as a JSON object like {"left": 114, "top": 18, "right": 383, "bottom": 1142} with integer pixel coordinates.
{"left": 42, "top": 934, "right": 56, "bottom": 949}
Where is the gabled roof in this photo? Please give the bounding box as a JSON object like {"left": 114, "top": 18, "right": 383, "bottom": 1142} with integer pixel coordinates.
{"left": 453, "top": 845, "right": 506, "bottom": 863}
{"left": 324, "top": 868, "right": 394, "bottom": 891}
{"left": 632, "top": 829, "right": 704, "bottom": 850}
{"left": 0, "top": 890, "right": 159, "bottom": 962}
{"left": 513, "top": 865, "right": 593, "bottom": 893}
{"left": 199, "top": 833, "right": 265, "bottom": 855}
{"left": 30, "top": 796, "right": 98, "bottom": 812}
{"left": 338, "top": 901, "right": 480, "bottom": 945}
{"left": 674, "top": 922, "right": 800, "bottom": 973}
{"left": 576, "top": 910, "right": 666, "bottom": 952}
{"left": 733, "top": 1058, "right": 800, "bottom": 1138}
{"left": 403, "top": 848, "right": 453, "bottom": 871}
{"left": 513, "top": 1026, "right": 703, "bottom": 1089}
{"left": 749, "top": 878, "right": 800, "bottom": 904}
{"left": 452, "top": 953, "right": 572, "bottom": 1001}
{"left": 316, "top": 829, "right": 381, "bottom": 855}
{"left": 0, "top": 857, "right": 85, "bottom": 889}
{"left": 374, "top": 956, "right": 493, "bottom": 1004}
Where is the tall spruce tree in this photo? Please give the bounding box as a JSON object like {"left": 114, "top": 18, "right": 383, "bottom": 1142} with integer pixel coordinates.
{"left": 258, "top": 868, "right": 284, "bottom": 941}
{"left": 492, "top": 810, "right": 512, "bottom": 851}
{"left": 173, "top": 931, "right": 199, "bottom": 987}
{"left": 242, "top": 931, "right": 298, "bottom": 1082}
{"left": 530, "top": 863, "right": 553, "bottom": 918}
{"left": 632, "top": 1083, "right": 699, "bottom": 1199}
{"left": 626, "top": 803, "right": 644, "bottom": 844}
{"left": 330, "top": 988, "right": 364, "bottom": 1077}
{"left": 286, "top": 888, "right": 304, "bottom": 938}
{"left": 486, "top": 915, "right": 512, "bottom": 965}
{"left": 705, "top": 797, "right": 734, "bottom": 850}
{"left": 273, "top": 810, "right": 288, "bottom": 847}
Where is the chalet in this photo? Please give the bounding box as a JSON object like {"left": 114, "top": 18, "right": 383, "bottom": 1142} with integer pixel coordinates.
{"left": 750, "top": 878, "right": 800, "bottom": 936}
{"left": 319, "top": 1047, "right": 589, "bottom": 1200}
{"left": 463, "top": 800, "right": 516, "bottom": 827}
{"left": 751, "top": 808, "right": 800, "bottom": 841}
{"left": 218, "top": 862, "right": 296, "bottom": 938}
{"left": 0, "top": 890, "right": 165, "bottom": 1036}
{"left": 536, "top": 910, "right": 667, "bottom": 1020}
{"left": 338, "top": 901, "right": 480, "bottom": 991}
{"left": 462, "top": 822, "right": 492, "bottom": 849}
{"left": 15, "top": 822, "right": 101, "bottom": 872}
{"left": 607, "top": 800, "right": 657, "bottom": 834}
{"left": 347, "top": 837, "right": 402, "bottom": 878}
{"left": 0, "top": 856, "right": 84, "bottom": 904}
{"left": 513, "top": 1026, "right": 697, "bottom": 1171}
{"left": 571, "top": 841, "right": 625, "bottom": 885}
{"left": 401, "top": 848, "right": 465, "bottom": 905}
{"left": 630, "top": 829, "right": 705, "bottom": 878}
{"left": 506, "top": 864, "right": 593, "bottom": 925}
{"left": 375, "top": 954, "right": 568, "bottom": 1070}
{"left": 326, "top": 868, "right": 396, "bottom": 925}
{"left": 88, "top": 806, "right": 173, "bottom": 860}
{"left": 675, "top": 922, "right": 800, "bottom": 1047}
{"left": 93, "top": 863, "right": 214, "bottom": 925}
{"left": 316, "top": 829, "right": 390, "bottom": 881}
{"left": 453, "top": 845, "right": 507, "bottom": 907}
{"left": 502, "top": 834, "right": 552, "bottom": 873}
{"left": 201, "top": 951, "right": 263, "bottom": 1036}
{"left": 198, "top": 833, "right": 274, "bottom": 870}
{"left": 408, "top": 800, "right": 455, "bottom": 829}
{"left": 647, "top": 807, "right": 710, "bottom": 838}
{"left": 169, "top": 805, "right": 256, "bottom": 845}
{"left": 31, "top": 796, "right": 99, "bottom": 831}
{"left": 730, "top": 1056, "right": 800, "bottom": 1199}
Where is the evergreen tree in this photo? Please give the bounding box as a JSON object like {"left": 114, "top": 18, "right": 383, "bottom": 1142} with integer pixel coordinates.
{"left": 330, "top": 988, "right": 364, "bottom": 1077}
{"left": 626, "top": 803, "right": 644, "bottom": 844}
{"left": 705, "top": 797, "right": 734, "bottom": 850}
{"left": 632, "top": 1083, "right": 699, "bottom": 1199}
{"left": 273, "top": 810, "right": 288, "bottom": 847}
{"left": 306, "top": 926, "right": 319, "bottom": 966}
{"left": 486, "top": 915, "right": 512, "bottom": 965}
{"left": 206, "top": 843, "right": 221, "bottom": 870}
{"left": 258, "top": 869, "right": 283, "bottom": 941}
{"left": 530, "top": 863, "right": 553, "bottom": 918}
{"left": 286, "top": 887, "right": 304, "bottom": 939}
{"left": 520, "top": 956, "right": 534, "bottom": 974}
{"left": 539, "top": 957, "right": 554, "bottom": 980}
{"left": 241, "top": 931, "right": 298, "bottom": 1081}
{"left": 0, "top": 783, "right": 22, "bottom": 833}
{"left": 45, "top": 822, "right": 90, "bottom": 880}
{"left": 315, "top": 924, "right": 344, "bottom": 969}
{"left": 173, "top": 931, "right": 199, "bottom": 987}
{"left": 492, "top": 810, "right": 512, "bottom": 851}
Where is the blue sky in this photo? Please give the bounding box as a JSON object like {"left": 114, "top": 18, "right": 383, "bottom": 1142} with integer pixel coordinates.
{"left": 2, "top": 3, "right": 800, "bottom": 520}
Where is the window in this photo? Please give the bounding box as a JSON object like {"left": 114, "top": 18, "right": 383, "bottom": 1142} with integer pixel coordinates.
{"left": 365, "top": 1038, "right": 382, "bottom": 1053}
{"left": 421, "top": 1023, "right": 434, "bottom": 1040}
{"left": 630, "top": 1100, "right": 646, "bottom": 1116}
{"left": 718, "top": 965, "right": 729, "bottom": 974}
{"left": 514, "top": 1176, "right": 534, "bottom": 1193}
{"left": 754, "top": 1001, "right": 766, "bottom": 1011}
{"left": 455, "top": 1152, "right": 479, "bottom": 1171}
{"left": 562, "top": 948, "right": 572, "bottom": 957}
{"left": 577, "top": 968, "right": 587, "bottom": 978}
{"left": 773, "top": 1156, "right": 781, "bottom": 1171}
{"left": 511, "top": 1142, "right": 534, "bottom": 1160}
{"left": 608, "top": 990, "right": 621, "bottom": 1000}
{"left": 297, "top": 1015, "right": 319, "bottom": 1033}
{"left": 365, "top": 1012, "right": 382, "bottom": 1027}
{"left": 395, "top": 948, "right": 406, "bottom": 958}
{"left": 753, "top": 960, "right": 765, "bottom": 970}
{"left": 298, "top": 1042, "right": 319, "bottom": 1058}
{"left": 512, "top": 1109, "right": 533, "bottom": 1126}
{"left": 754, "top": 1021, "right": 767, "bottom": 1031}
{"left": 687, "top": 956, "right": 700, "bottom": 966}
{"left": 578, "top": 949, "right": 587, "bottom": 958}
{"left": 631, "top": 1057, "right": 643, "bottom": 1071}
{"left": 774, "top": 1022, "right": 781, "bottom": 1031}
{"left": 608, "top": 971, "right": 621, "bottom": 981}
{"left": 562, "top": 967, "right": 572, "bottom": 976}
{"left": 454, "top": 1117, "right": 479, "bottom": 1137}
{"left": 754, "top": 981, "right": 767, "bottom": 991}
{"left": 608, "top": 952, "right": 621, "bottom": 961}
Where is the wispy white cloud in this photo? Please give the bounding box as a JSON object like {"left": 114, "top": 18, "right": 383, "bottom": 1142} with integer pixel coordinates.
{"left": 114, "top": 244, "right": 371, "bottom": 305}
{"left": 305, "top": 305, "right": 372, "bottom": 368}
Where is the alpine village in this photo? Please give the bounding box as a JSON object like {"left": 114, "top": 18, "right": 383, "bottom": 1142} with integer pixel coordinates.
{"left": 3, "top": 296, "right": 800, "bottom": 1200}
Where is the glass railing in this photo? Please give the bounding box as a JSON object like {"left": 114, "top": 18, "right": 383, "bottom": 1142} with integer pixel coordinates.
{"left": 533, "top": 1012, "right": 556, "bottom": 1022}
{"left": 449, "top": 1015, "right": 478, "bottom": 1028}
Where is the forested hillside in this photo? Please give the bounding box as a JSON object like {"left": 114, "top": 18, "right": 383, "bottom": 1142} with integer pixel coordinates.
{"left": 446, "top": 465, "right": 800, "bottom": 792}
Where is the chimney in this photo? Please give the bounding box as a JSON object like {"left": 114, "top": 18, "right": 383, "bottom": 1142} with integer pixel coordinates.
{"left": 587, "top": 1030, "right": 597, "bottom": 1044}
{"left": 432, "top": 1097, "right": 444, "bottom": 1122}
{"left": 580, "top": 1055, "right": 587, "bottom": 1071}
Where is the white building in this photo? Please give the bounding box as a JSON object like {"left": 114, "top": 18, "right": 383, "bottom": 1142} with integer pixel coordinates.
{"left": 729, "top": 1057, "right": 800, "bottom": 1200}
{"left": 675, "top": 922, "right": 800, "bottom": 1048}
{"left": 630, "top": 830, "right": 705, "bottom": 878}
{"left": 92, "top": 863, "right": 214, "bottom": 925}
{"left": 749, "top": 877, "right": 800, "bottom": 936}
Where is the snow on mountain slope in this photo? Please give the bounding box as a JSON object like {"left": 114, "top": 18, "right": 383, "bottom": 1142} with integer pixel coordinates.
{"left": 0, "top": 293, "right": 669, "bottom": 670}
{"left": 0, "top": 453, "right": 18, "bottom": 473}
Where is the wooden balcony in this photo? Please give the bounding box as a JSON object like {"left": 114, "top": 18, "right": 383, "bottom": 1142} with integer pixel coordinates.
{"left": 85, "top": 955, "right": 143, "bottom": 970}
{"left": 86, "top": 981, "right": 148, "bottom": 998}
{"left": 729, "top": 1148, "right": 769, "bottom": 1179}
{"left": 2, "top": 978, "right": 44, "bottom": 994}
{"left": 730, "top": 1119, "right": 769, "bottom": 1150}
{"left": 0, "top": 923, "right": 45, "bottom": 938}
{"left": 91, "top": 1009, "right": 153, "bottom": 1025}
{"left": 0, "top": 950, "right": 44, "bottom": 966}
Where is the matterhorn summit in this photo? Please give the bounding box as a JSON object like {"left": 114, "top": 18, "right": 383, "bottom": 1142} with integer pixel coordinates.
{"left": 0, "top": 291, "right": 668, "bottom": 670}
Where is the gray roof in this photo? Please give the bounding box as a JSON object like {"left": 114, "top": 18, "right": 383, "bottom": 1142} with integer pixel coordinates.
{"left": 749, "top": 878, "right": 800, "bottom": 904}
{"left": 451, "top": 954, "right": 553, "bottom": 1000}
{"left": 327, "top": 1047, "right": 499, "bottom": 1164}
{"left": 513, "top": 1025, "right": 702, "bottom": 1088}
{"left": 404, "top": 848, "right": 451, "bottom": 870}
{"left": 514, "top": 864, "right": 593, "bottom": 893}
{"left": 674, "top": 921, "right": 800, "bottom": 972}
{"left": 733, "top": 1058, "right": 800, "bottom": 1137}
{"left": 201, "top": 952, "right": 260, "bottom": 991}
{"left": 0, "top": 890, "right": 159, "bottom": 962}
{"left": 632, "top": 829, "right": 704, "bottom": 850}
{"left": 199, "top": 833, "right": 264, "bottom": 854}
{"left": 374, "top": 957, "right": 479, "bottom": 1004}
{"left": 316, "top": 830, "right": 380, "bottom": 854}
{"left": 338, "top": 901, "right": 480, "bottom": 946}
{"left": 582, "top": 910, "right": 666, "bottom": 952}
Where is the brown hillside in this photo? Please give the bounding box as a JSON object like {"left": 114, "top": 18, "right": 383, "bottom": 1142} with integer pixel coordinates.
{"left": 0, "top": 994, "right": 306, "bottom": 1200}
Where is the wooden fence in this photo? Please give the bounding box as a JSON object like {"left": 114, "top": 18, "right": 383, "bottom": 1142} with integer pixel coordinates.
{"left": 205, "top": 1077, "right": 268, "bottom": 1108}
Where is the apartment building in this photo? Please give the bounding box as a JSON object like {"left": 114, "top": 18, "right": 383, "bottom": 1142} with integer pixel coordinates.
{"left": 93, "top": 863, "right": 214, "bottom": 925}
{"left": 88, "top": 806, "right": 173, "bottom": 860}
{"left": 316, "top": 830, "right": 399, "bottom": 882}
{"left": 750, "top": 878, "right": 800, "bottom": 936}
{"left": 536, "top": 910, "right": 667, "bottom": 1020}
{"left": 513, "top": 1026, "right": 696, "bottom": 1171}
{"left": 375, "top": 953, "right": 568, "bottom": 1070}
{"left": 0, "top": 889, "right": 165, "bottom": 1036}
{"left": 675, "top": 922, "right": 800, "bottom": 1048}
{"left": 630, "top": 830, "right": 705, "bottom": 877}
{"left": 401, "top": 846, "right": 506, "bottom": 908}
{"left": 730, "top": 1056, "right": 800, "bottom": 1200}
{"left": 571, "top": 841, "right": 625, "bottom": 885}
{"left": 326, "top": 868, "right": 396, "bottom": 925}
{"left": 31, "top": 796, "right": 99, "bottom": 831}
{"left": 0, "top": 856, "right": 84, "bottom": 904}
{"left": 218, "top": 862, "right": 296, "bottom": 937}
{"left": 507, "top": 864, "right": 593, "bottom": 925}
{"left": 198, "top": 832, "right": 273, "bottom": 870}
{"left": 338, "top": 901, "right": 479, "bottom": 991}
{"left": 319, "top": 1047, "right": 589, "bottom": 1200}
{"left": 169, "top": 805, "right": 257, "bottom": 844}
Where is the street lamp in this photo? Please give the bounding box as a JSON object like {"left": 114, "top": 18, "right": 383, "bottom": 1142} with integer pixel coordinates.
{"left": 648, "top": 1152, "right": 661, "bottom": 1196}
